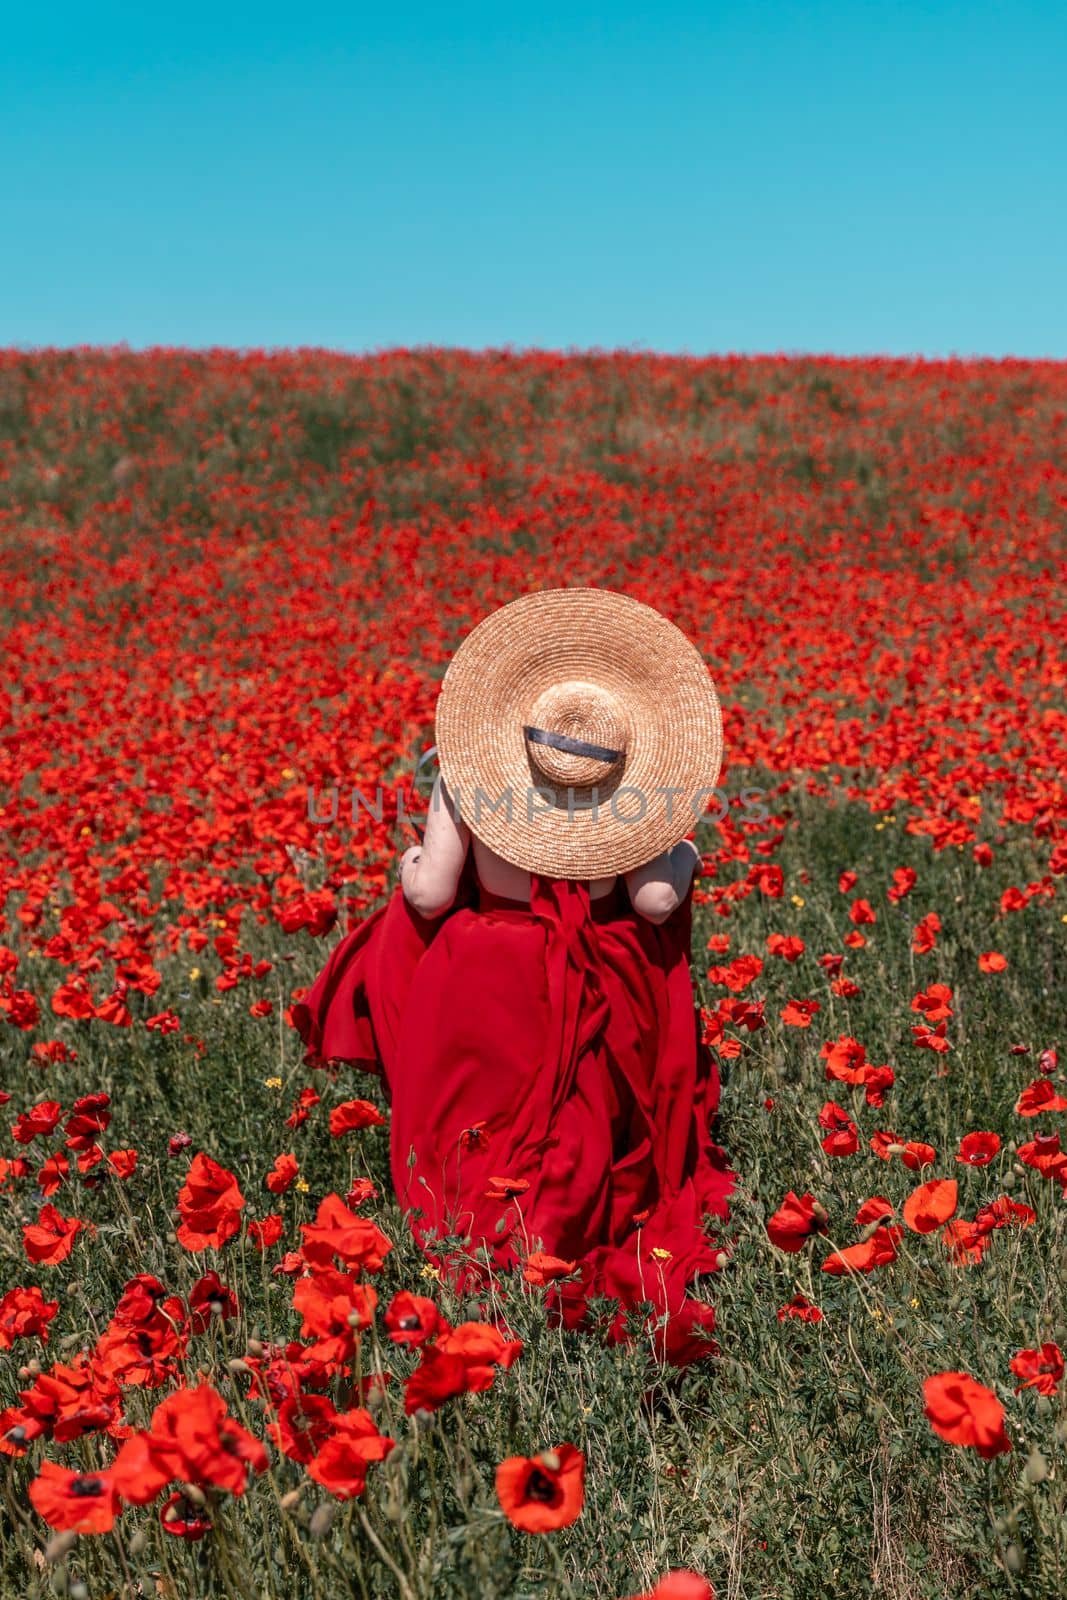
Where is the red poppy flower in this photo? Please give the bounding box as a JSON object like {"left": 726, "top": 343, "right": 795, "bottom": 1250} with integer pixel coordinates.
{"left": 36, "top": 1153, "right": 69, "bottom": 1196}
{"left": 300, "top": 1193, "right": 393, "bottom": 1273}
{"left": 187, "top": 1271, "right": 239, "bottom": 1332}
{"left": 384, "top": 1290, "right": 450, "bottom": 1347}
{"left": 974, "top": 1195, "right": 1036, "bottom": 1231}
{"left": 496, "top": 1443, "right": 585, "bottom": 1533}
{"left": 11, "top": 1101, "right": 62, "bottom": 1144}
{"left": 1017, "top": 1133, "right": 1067, "bottom": 1185}
{"left": 329, "top": 1099, "right": 386, "bottom": 1137}
{"left": 64, "top": 1093, "right": 112, "bottom": 1149}
{"left": 777, "top": 1294, "right": 823, "bottom": 1323}
{"left": 111, "top": 1382, "right": 268, "bottom": 1503}
{"left": 887, "top": 867, "right": 916, "bottom": 903}
{"left": 923, "top": 1372, "right": 1011, "bottom": 1457}
{"left": 285, "top": 1086, "right": 321, "bottom": 1129}
{"left": 265, "top": 1153, "right": 299, "bottom": 1193}
{"left": 28, "top": 1460, "right": 121, "bottom": 1533}
{"left": 765, "top": 1191, "right": 828, "bottom": 1252}
{"left": 51, "top": 980, "right": 95, "bottom": 1021}
{"left": 1010, "top": 1343, "right": 1064, "bottom": 1396}
{"left": 175, "top": 1153, "right": 245, "bottom": 1252}
{"left": 911, "top": 1022, "right": 951, "bottom": 1056}
{"left": 1015, "top": 1079, "right": 1067, "bottom": 1117}
{"left": 706, "top": 954, "right": 763, "bottom": 993}
{"left": 941, "top": 1218, "right": 992, "bottom": 1267}
{"left": 781, "top": 998, "right": 820, "bottom": 1028}
{"left": 267, "top": 1393, "right": 340, "bottom": 1463}
{"left": 522, "top": 1251, "right": 579, "bottom": 1285}
{"left": 821, "top": 1224, "right": 902, "bottom": 1275}
{"left": 977, "top": 951, "right": 1007, "bottom": 972}
{"left": 438, "top": 1320, "right": 523, "bottom": 1374}
{"left": 307, "top": 1408, "right": 395, "bottom": 1499}
{"left": 911, "top": 983, "right": 953, "bottom": 1022}
{"left": 403, "top": 1321, "right": 523, "bottom": 1415}
{"left": 0, "top": 1285, "right": 60, "bottom": 1350}
{"left": 160, "top": 1491, "right": 212, "bottom": 1540}
{"left": 902, "top": 1179, "right": 958, "bottom": 1234}
{"left": 912, "top": 913, "right": 941, "bottom": 954}
{"left": 818, "top": 1100, "right": 859, "bottom": 1157}
{"left": 23, "top": 1205, "right": 85, "bottom": 1266}
{"left": 292, "top": 1266, "right": 377, "bottom": 1362}
{"left": 248, "top": 1214, "right": 284, "bottom": 1250}
{"left": 107, "top": 1148, "right": 138, "bottom": 1179}
{"left": 626, "top": 1573, "right": 715, "bottom": 1600}
{"left": 485, "top": 1174, "right": 530, "bottom": 1200}
{"left": 956, "top": 1131, "right": 1000, "bottom": 1166}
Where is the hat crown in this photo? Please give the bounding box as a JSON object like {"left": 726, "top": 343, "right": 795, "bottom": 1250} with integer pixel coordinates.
{"left": 524, "top": 680, "right": 629, "bottom": 790}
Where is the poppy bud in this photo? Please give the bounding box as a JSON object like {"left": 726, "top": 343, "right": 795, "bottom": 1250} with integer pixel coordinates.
{"left": 1003, "top": 1544, "right": 1026, "bottom": 1575}
{"left": 227, "top": 1358, "right": 251, "bottom": 1376}
{"left": 178, "top": 1482, "right": 207, "bottom": 1507}
{"left": 382, "top": 1488, "right": 406, "bottom": 1522}
{"left": 309, "top": 1503, "right": 336, "bottom": 1540}
{"left": 44, "top": 1531, "right": 78, "bottom": 1565}
{"left": 811, "top": 1201, "right": 829, "bottom": 1224}
{"left": 538, "top": 1449, "right": 561, "bottom": 1473}
{"left": 1024, "top": 1447, "right": 1048, "bottom": 1484}
{"left": 128, "top": 1531, "right": 148, "bottom": 1557}
{"left": 245, "top": 1338, "right": 265, "bottom": 1357}
{"left": 279, "top": 1488, "right": 304, "bottom": 1511}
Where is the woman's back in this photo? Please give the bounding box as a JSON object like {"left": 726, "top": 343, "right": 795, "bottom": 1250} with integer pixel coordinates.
{"left": 472, "top": 836, "right": 617, "bottom": 902}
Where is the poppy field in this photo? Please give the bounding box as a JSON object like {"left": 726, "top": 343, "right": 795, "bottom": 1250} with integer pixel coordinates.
{"left": 0, "top": 347, "right": 1065, "bottom": 1600}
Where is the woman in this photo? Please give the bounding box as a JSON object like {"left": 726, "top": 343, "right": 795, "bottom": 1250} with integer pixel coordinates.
{"left": 293, "top": 588, "right": 735, "bottom": 1368}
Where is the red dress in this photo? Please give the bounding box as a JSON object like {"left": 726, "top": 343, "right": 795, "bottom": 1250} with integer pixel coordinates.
{"left": 291, "top": 857, "right": 735, "bottom": 1368}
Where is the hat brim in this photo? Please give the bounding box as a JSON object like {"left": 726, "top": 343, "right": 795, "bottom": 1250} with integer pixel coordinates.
{"left": 434, "top": 588, "right": 723, "bottom": 879}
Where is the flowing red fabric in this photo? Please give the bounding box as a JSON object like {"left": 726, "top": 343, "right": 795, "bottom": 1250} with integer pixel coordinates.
{"left": 291, "top": 863, "right": 736, "bottom": 1367}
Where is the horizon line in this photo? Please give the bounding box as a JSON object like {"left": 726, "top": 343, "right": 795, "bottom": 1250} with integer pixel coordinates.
{"left": 3, "top": 342, "right": 1066, "bottom": 368}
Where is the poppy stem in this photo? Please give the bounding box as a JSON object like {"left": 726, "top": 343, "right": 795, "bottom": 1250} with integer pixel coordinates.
{"left": 355, "top": 1506, "right": 420, "bottom": 1600}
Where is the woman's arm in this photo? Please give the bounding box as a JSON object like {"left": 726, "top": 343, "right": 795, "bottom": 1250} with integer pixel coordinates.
{"left": 398, "top": 777, "right": 471, "bottom": 918}
{"left": 624, "top": 839, "right": 701, "bottom": 925}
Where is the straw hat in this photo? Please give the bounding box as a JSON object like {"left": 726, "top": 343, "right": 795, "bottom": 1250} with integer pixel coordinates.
{"left": 433, "top": 587, "right": 723, "bottom": 879}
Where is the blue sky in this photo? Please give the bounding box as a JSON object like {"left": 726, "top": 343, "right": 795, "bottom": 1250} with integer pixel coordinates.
{"left": 3, "top": 1, "right": 1066, "bottom": 355}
